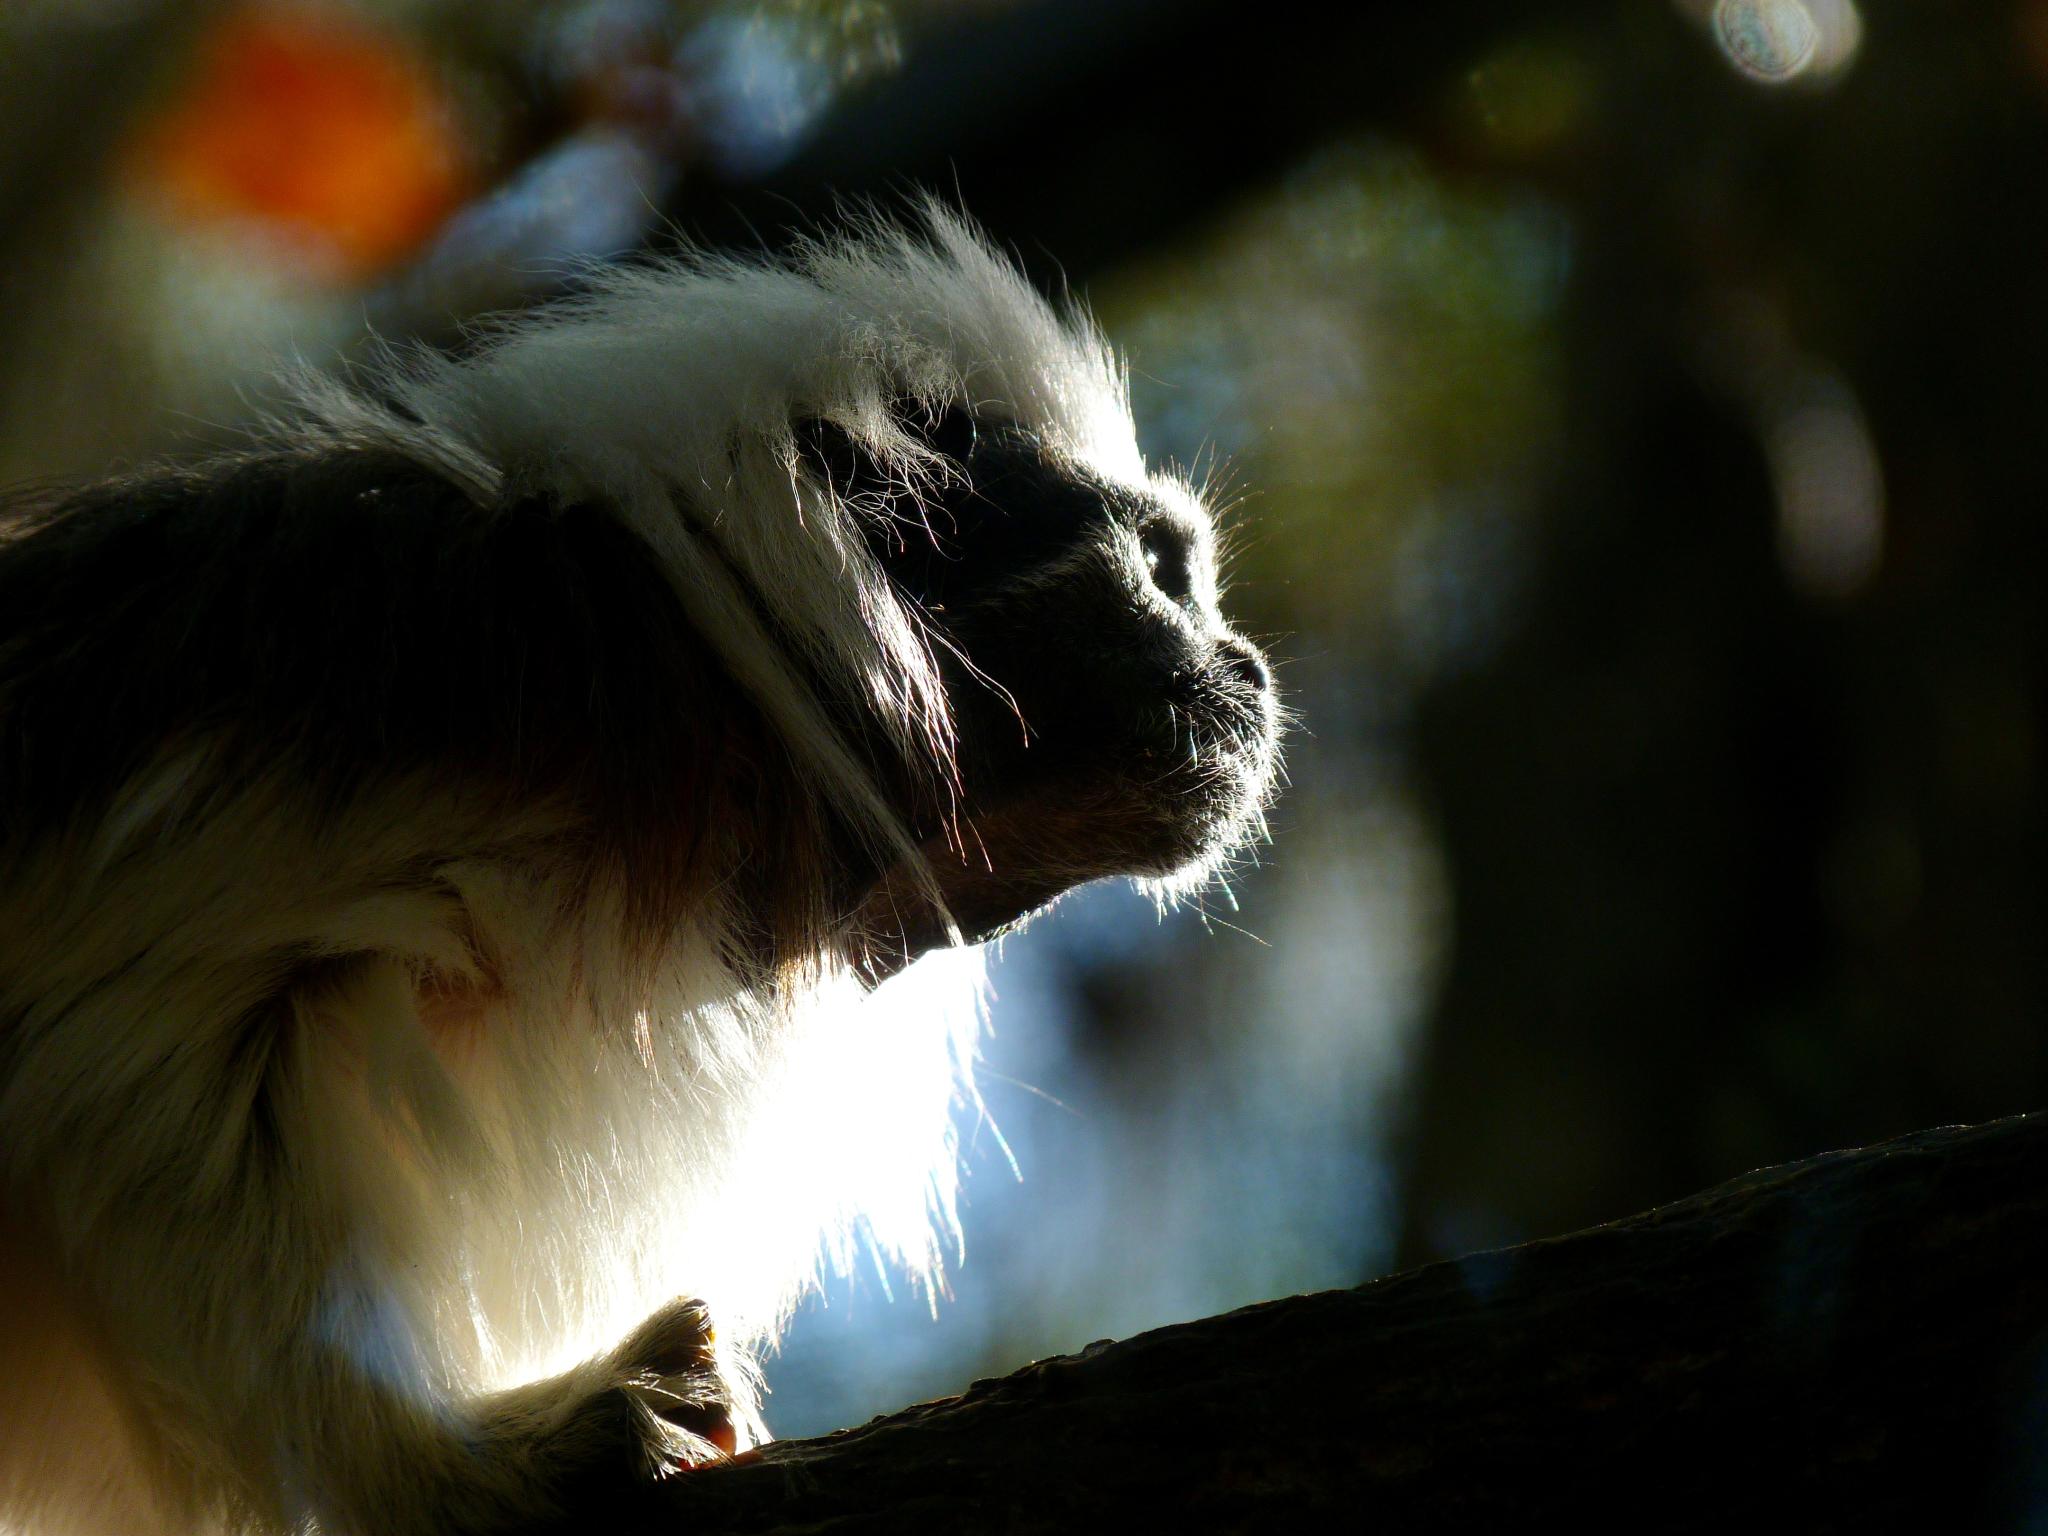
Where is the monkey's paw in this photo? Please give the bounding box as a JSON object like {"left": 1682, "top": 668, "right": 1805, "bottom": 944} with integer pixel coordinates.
{"left": 605, "top": 1296, "right": 739, "bottom": 1470}
{"left": 482, "top": 1295, "right": 740, "bottom": 1530}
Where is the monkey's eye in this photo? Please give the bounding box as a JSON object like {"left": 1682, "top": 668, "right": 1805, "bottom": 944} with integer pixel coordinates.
{"left": 1140, "top": 521, "right": 1199, "bottom": 609}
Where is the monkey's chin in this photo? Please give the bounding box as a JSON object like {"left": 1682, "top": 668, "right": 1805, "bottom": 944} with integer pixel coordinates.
{"left": 848, "top": 765, "right": 1272, "bottom": 987}
{"left": 848, "top": 855, "right": 1063, "bottom": 987}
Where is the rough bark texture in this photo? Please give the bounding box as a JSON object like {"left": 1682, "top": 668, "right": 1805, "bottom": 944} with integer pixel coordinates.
{"left": 636, "top": 1115, "right": 2048, "bottom": 1533}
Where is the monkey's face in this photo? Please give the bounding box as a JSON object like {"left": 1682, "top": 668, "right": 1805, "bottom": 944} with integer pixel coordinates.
{"left": 845, "top": 417, "right": 1280, "bottom": 970}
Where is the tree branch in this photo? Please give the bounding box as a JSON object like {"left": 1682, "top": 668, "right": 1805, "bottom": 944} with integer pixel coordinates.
{"left": 646, "top": 1114, "right": 2048, "bottom": 1532}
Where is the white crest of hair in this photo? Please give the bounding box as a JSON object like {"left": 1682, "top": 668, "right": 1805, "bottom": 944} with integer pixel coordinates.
{"left": 291, "top": 204, "right": 1144, "bottom": 907}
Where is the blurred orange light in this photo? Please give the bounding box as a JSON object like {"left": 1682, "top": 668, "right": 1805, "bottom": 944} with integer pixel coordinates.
{"left": 131, "top": 5, "right": 469, "bottom": 279}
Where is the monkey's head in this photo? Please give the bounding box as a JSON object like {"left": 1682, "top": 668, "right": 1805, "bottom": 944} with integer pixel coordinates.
{"left": 814, "top": 407, "right": 1280, "bottom": 974}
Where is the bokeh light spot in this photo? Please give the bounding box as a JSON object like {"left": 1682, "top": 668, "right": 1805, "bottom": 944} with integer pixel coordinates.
{"left": 129, "top": 5, "right": 469, "bottom": 280}
{"left": 1712, "top": 0, "right": 1821, "bottom": 82}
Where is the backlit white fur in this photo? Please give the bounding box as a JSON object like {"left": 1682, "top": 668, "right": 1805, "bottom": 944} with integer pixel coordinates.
{"left": 0, "top": 212, "right": 1149, "bottom": 1535}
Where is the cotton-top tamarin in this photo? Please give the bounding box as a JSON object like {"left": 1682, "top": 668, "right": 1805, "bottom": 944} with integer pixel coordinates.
{"left": 0, "top": 212, "right": 1279, "bottom": 1536}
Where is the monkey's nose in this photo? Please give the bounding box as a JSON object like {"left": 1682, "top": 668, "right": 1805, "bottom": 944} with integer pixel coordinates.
{"left": 1220, "top": 637, "right": 1271, "bottom": 692}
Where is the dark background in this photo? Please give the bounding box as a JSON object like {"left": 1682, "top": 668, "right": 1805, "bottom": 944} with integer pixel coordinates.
{"left": 3, "top": 0, "right": 2040, "bottom": 1437}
